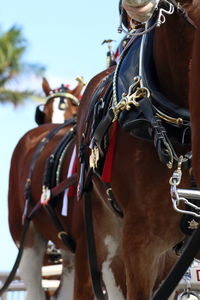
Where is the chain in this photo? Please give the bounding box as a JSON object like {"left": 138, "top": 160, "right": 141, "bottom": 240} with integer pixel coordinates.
{"left": 169, "top": 156, "right": 200, "bottom": 218}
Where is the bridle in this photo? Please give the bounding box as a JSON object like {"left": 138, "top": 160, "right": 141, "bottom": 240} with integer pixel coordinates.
{"left": 118, "top": 0, "right": 196, "bottom": 36}
{"left": 45, "top": 92, "right": 79, "bottom": 107}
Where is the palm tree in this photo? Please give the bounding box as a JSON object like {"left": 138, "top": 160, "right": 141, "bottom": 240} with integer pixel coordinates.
{"left": 0, "top": 25, "right": 45, "bottom": 105}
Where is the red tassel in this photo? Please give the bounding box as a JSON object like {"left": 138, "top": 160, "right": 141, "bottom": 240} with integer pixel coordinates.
{"left": 68, "top": 159, "right": 77, "bottom": 197}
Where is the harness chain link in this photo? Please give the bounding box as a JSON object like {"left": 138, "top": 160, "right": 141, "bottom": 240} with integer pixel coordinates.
{"left": 170, "top": 157, "right": 200, "bottom": 218}
{"left": 177, "top": 266, "right": 200, "bottom": 299}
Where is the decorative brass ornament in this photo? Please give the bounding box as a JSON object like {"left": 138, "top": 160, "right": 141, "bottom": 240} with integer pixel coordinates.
{"left": 112, "top": 76, "right": 150, "bottom": 121}
{"left": 40, "top": 186, "right": 51, "bottom": 205}
{"left": 89, "top": 145, "right": 100, "bottom": 169}
{"left": 188, "top": 219, "right": 199, "bottom": 230}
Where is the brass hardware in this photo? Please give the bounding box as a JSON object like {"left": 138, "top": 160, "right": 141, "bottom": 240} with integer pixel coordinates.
{"left": 58, "top": 231, "right": 68, "bottom": 240}
{"left": 76, "top": 75, "right": 87, "bottom": 86}
{"left": 40, "top": 186, "right": 51, "bottom": 205}
{"left": 89, "top": 145, "right": 100, "bottom": 169}
{"left": 156, "top": 112, "right": 183, "bottom": 125}
{"left": 112, "top": 76, "right": 151, "bottom": 121}
{"left": 188, "top": 219, "right": 199, "bottom": 230}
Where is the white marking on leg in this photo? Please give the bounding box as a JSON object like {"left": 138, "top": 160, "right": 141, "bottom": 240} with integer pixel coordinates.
{"left": 51, "top": 250, "right": 75, "bottom": 300}
{"left": 19, "top": 225, "right": 47, "bottom": 300}
{"left": 102, "top": 235, "right": 125, "bottom": 300}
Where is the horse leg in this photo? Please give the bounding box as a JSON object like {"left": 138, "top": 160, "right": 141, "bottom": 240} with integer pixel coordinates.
{"left": 50, "top": 249, "right": 75, "bottom": 300}
{"left": 122, "top": 217, "right": 162, "bottom": 300}
{"left": 18, "top": 221, "right": 48, "bottom": 300}
{"left": 101, "top": 235, "right": 126, "bottom": 300}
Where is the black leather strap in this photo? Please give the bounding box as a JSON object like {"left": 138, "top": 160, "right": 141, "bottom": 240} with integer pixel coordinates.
{"left": 83, "top": 169, "right": 107, "bottom": 300}
{"left": 152, "top": 224, "right": 200, "bottom": 300}
{"left": 24, "top": 118, "right": 76, "bottom": 218}
{"left": 0, "top": 219, "right": 30, "bottom": 296}
{"left": 44, "top": 204, "right": 76, "bottom": 253}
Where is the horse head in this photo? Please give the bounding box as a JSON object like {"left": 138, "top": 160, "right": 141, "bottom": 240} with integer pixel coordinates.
{"left": 35, "top": 77, "right": 85, "bottom": 125}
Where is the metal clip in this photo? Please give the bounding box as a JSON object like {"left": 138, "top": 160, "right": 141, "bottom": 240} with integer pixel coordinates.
{"left": 177, "top": 291, "right": 200, "bottom": 300}
{"left": 169, "top": 156, "right": 200, "bottom": 218}
{"left": 40, "top": 186, "right": 51, "bottom": 205}
{"left": 89, "top": 145, "right": 100, "bottom": 169}
{"left": 156, "top": 0, "right": 175, "bottom": 27}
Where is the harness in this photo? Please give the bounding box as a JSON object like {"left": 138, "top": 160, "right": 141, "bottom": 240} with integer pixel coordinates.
{"left": 79, "top": 2, "right": 200, "bottom": 299}
{"left": 23, "top": 118, "right": 77, "bottom": 251}
{"left": 0, "top": 118, "right": 78, "bottom": 296}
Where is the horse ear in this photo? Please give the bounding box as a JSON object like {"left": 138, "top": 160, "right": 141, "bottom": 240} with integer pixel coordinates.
{"left": 42, "top": 77, "right": 52, "bottom": 96}
{"left": 70, "top": 76, "right": 86, "bottom": 98}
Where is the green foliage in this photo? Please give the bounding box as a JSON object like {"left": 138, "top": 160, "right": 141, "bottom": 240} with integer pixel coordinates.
{"left": 0, "top": 25, "right": 45, "bottom": 105}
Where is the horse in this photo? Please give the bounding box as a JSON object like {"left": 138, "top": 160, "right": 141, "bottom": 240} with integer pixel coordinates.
{"left": 189, "top": 15, "right": 200, "bottom": 184}
{"left": 35, "top": 76, "right": 86, "bottom": 125}
{"left": 7, "top": 1, "right": 199, "bottom": 299}
{"left": 8, "top": 86, "right": 80, "bottom": 299}
{"left": 72, "top": 0, "right": 200, "bottom": 299}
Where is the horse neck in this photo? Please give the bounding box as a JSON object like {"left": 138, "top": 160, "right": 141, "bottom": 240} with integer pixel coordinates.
{"left": 189, "top": 19, "right": 200, "bottom": 182}
{"left": 153, "top": 12, "right": 194, "bottom": 108}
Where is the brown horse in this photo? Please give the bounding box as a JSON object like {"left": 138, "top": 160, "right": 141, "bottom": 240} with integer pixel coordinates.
{"left": 190, "top": 16, "right": 200, "bottom": 185}
{"left": 8, "top": 90, "right": 80, "bottom": 299}
{"left": 7, "top": 2, "right": 199, "bottom": 300}
{"left": 35, "top": 76, "right": 86, "bottom": 125}
{"left": 73, "top": 0, "right": 200, "bottom": 299}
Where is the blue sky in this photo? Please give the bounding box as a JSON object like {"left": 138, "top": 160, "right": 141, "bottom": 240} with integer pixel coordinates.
{"left": 0, "top": 0, "right": 122, "bottom": 272}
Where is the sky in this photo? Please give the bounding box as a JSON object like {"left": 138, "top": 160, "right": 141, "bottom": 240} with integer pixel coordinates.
{"left": 0, "top": 0, "right": 122, "bottom": 273}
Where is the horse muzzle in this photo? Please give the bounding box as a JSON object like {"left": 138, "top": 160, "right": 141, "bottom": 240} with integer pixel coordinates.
{"left": 123, "top": 0, "right": 159, "bottom": 22}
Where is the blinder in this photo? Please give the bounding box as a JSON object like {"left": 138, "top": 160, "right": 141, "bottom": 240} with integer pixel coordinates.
{"left": 35, "top": 104, "right": 45, "bottom": 125}
{"left": 58, "top": 97, "right": 68, "bottom": 110}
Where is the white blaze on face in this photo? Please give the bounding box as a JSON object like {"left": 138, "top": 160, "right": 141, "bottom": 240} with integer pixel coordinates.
{"left": 102, "top": 235, "right": 125, "bottom": 300}
{"left": 123, "top": 0, "right": 159, "bottom": 23}
{"left": 52, "top": 97, "right": 66, "bottom": 123}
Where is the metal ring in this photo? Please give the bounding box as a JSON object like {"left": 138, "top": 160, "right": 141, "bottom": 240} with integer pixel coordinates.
{"left": 58, "top": 231, "right": 68, "bottom": 240}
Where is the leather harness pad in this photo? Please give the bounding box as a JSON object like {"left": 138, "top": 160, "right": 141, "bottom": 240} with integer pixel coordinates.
{"left": 35, "top": 104, "right": 45, "bottom": 125}
{"left": 117, "top": 30, "right": 190, "bottom": 144}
